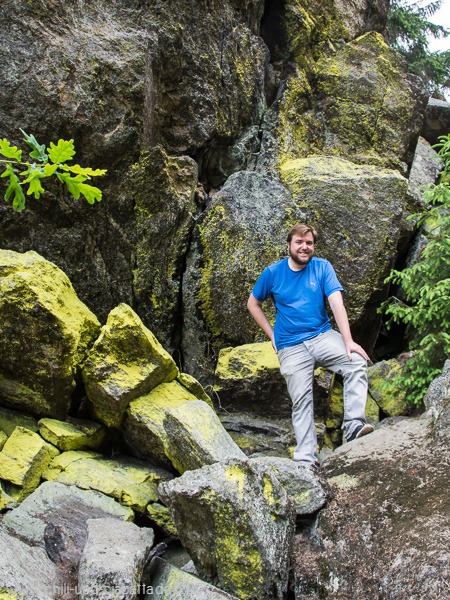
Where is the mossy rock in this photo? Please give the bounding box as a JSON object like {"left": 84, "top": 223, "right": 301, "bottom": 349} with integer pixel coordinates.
{"left": 368, "top": 359, "right": 409, "bottom": 416}
{"left": 279, "top": 156, "right": 408, "bottom": 351}
{"left": 159, "top": 458, "right": 295, "bottom": 599}
{"left": 278, "top": 31, "right": 428, "bottom": 170}
{"left": 146, "top": 502, "right": 177, "bottom": 536}
{"left": 0, "top": 250, "right": 100, "bottom": 419}
{"left": 43, "top": 451, "right": 173, "bottom": 514}
{"left": 0, "top": 427, "right": 59, "bottom": 501}
{"left": 0, "top": 407, "right": 39, "bottom": 437}
{"left": 131, "top": 147, "right": 199, "bottom": 351}
{"left": 82, "top": 303, "right": 179, "bottom": 428}
{"left": 182, "top": 170, "right": 305, "bottom": 380}
{"left": 0, "top": 431, "right": 7, "bottom": 452}
{"left": 122, "top": 380, "right": 200, "bottom": 469}
{"left": 38, "top": 417, "right": 106, "bottom": 452}
{"left": 163, "top": 400, "right": 246, "bottom": 474}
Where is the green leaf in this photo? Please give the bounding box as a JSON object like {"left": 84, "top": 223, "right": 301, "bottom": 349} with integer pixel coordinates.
{"left": 63, "top": 163, "right": 107, "bottom": 177}
{"left": 48, "top": 139, "right": 76, "bottom": 164}
{"left": 0, "top": 139, "right": 23, "bottom": 161}
{"left": 78, "top": 182, "right": 102, "bottom": 204}
{"left": 26, "top": 177, "right": 45, "bottom": 199}
{"left": 20, "top": 129, "right": 48, "bottom": 162}
{"left": 3, "top": 170, "right": 26, "bottom": 212}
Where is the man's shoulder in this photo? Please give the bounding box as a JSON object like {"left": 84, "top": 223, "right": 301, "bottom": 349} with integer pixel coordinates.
{"left": 266, "top": 257, "right": 288, "bottom": 272}
{"left": 311, "top": 257, "right": 333, "bottom": 269}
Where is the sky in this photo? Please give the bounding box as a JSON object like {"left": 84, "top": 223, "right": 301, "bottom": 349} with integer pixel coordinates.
{"left": 406, "top": 0, "right": 450, "bottom": 52}
{"left": 426, "top": 0, "right": 450, "bottom": 52}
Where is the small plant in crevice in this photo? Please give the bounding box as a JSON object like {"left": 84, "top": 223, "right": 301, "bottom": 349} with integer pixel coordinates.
{"left": 0, "top": 129, "right": 107, "bottom": 212}
{"left": 379, "top": 133, "right": 450, "bottom": 407}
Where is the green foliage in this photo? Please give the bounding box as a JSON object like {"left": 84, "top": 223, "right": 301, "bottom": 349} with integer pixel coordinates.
{"left": 387, "top": 0, "right": 450, "bottom": 94}
{"left": 0, "top": 130, "right": 107, "bottom": 212}
{"left": 379, "top": 133, "right": 450, "bottom": 406}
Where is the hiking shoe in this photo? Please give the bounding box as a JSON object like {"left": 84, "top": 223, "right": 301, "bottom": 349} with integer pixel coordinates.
{"left": 346, "top": 423, "right": 374, "bottom": 443}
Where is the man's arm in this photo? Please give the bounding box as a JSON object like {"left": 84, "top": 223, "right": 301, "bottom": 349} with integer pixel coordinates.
{"left": 328, "top": 291, "right": 370, "bottom": 362}
{"left": 247, "top": 294, "right": 277, "bottom": 353}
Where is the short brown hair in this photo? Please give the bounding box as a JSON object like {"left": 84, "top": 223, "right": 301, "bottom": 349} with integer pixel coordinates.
{"left": 287, "top": 223, "right": 318, "bottom": 243}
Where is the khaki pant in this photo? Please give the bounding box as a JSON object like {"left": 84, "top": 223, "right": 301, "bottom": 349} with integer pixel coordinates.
{"left": 278, "top": 329, "right": 368, "bottom": 466}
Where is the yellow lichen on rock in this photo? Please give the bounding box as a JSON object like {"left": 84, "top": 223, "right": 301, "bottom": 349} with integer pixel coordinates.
{"left": 83, "top": 303, "right": 179, "bottom": 428}
{"left": 0, "top": 426, "right": 59, "bottom": 500}
{"left": 38, "top": 417, "right": 106, "bottom": 451}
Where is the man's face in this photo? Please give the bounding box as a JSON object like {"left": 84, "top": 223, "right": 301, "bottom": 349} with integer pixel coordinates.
{"left": 288, "top": 232, "right": 315, "bottom": 267}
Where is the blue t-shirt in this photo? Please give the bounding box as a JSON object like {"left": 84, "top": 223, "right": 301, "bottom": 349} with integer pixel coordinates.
{"left": 251, "top": 257, "right": 343, "bottom": 350}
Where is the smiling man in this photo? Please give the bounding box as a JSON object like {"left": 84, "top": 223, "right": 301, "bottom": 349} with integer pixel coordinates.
{"left": 247, "top": 223, "right": 373, "bottom": 470}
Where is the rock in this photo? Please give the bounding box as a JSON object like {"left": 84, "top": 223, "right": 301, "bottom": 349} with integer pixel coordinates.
{"left": 219, "top": 413, "right": 295, "bottom": 458}
{"left": 77, "top": 518, "right": 155, "bottom": 600}
{"left": 0, "top": 482, "right": 16, "bottom": 511}
{"left": 278, "top": 32, "right": 428, "bottom": 170}
{"left": 2, "top": 481, "right": 133, "bottom": 568}
{"left": 163, "top": 400, "right": 247, "bottom": 474}
{"left": 182, "top": 170, "right": 304, "bottom": 379}
{"left": 0, "top": 430, "right": 6, "bottom": 451}
{"left": 145, "top": 556, "right": 240, "bottom": 599}
{"left": 0, "top": 426, "right": 59, "bottom": 501}
{"left": 82, "top": 303, "right": 179, "bottom": 429}
{"left": 421, "top": 98, "right": 450, "bottom": 146}
{"left": 423, "top": 359, "right": 450, "bottom": 440}
{"left": 213, "top": 342, "right": 335, "bottom": 420}
{"left": 146, "top": 502, "right": 177, "bottom": 537}
{"left": 292, "top": 416, "right": 450, "bottom": 598}
{"left": 280, "top": 156, "right": 408, "bottom": 350}
{"left": 0, "top": 528, "right": 61, "bottom": 600}
{"left": 407, "top": 137, "right": 440, "bottom": 210}
{"left": 131, "top": 147, "right": 199, "bottom": 351}
{"left": 38, "top": 417, "right": 106, "bottom": 451}
{"left": 0, "top": 406, "right": 39, "bottom": 436}
{"left": 213, "top": 342, "right": 291, "bottom": 418}
{"left": 250, "top": 456, "right": 328, "bottom": 516}
{"left": 368, "top": 359, "right": 409, "bottom": 416}
{"left": 122, "top": 380, "right": 200, "bottom": 469}
{"left": 43, "top": 452, "right": 173, "bottom": 514}
{"left": 0, "top": 0, "right": 267, "bottom": 328}
{"left": 0, "top": 250, "right": 100, "bottom": 419}
{"left": 159, "top": 458, "right": 295, "bottom": 600}
{"left": 176, "top": 372, "right": 213, "bottom": 406}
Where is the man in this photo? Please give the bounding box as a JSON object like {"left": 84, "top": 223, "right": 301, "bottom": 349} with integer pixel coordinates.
{"left": 247, "top": 223, "right": 373, "bottom": 469}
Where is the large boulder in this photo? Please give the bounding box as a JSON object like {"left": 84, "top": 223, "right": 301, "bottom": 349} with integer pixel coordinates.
{"left": 82, "top": 303, "right": 179, "bottom": 429}
{"left": 213, "top": 341, "right": 334, "bottom": 420}
{"left": 0, "top": 0, "right": 268, "bottom": 326}
{"left": 277, "top": 32, "right": 428, "bottom": 170}
{"left": 280, "top": 156, "right": 408, "bottom": 350}
{"left": 159, "top": 458, "right": 295, "bottom": 600}
{"left": 182, "top": 170, "right": 305, "bottom": 379}
{"left": 292, "top": 416, "right": 450, "bottom": 598}
{"left": 163, "top": 400, "right": 247, "bottom": 474}
{"left": 122, "top": 381, "right": 205, "bottom": 469}
{"left": 131, "top": 147, "right": 200, "bottom": 350}
{"left": 0, "top": 250, "right": 100, "bottom": 419}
